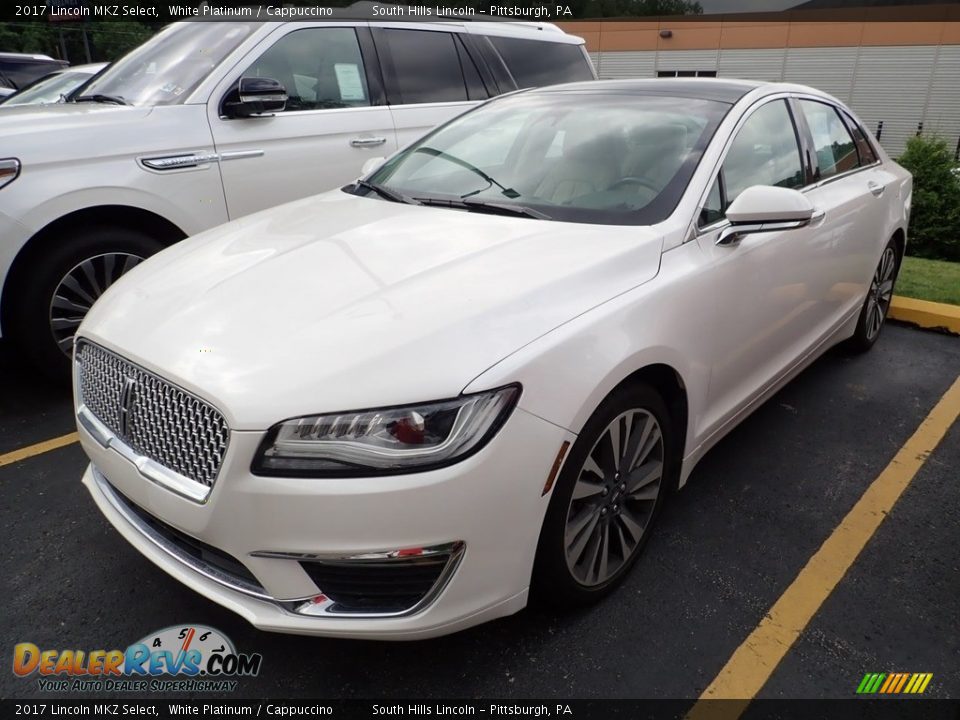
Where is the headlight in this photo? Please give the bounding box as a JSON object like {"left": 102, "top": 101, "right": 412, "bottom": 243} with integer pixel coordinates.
{"left": 252, "top": 385, "right": 520, "bottom": 477}
{"left": 0, "top": 158, "right": 20, "bottom": 190}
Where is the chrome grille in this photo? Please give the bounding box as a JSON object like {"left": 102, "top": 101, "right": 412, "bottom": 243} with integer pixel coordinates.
{"left": 76, "top": 340, "right": 229, "bottom": 489}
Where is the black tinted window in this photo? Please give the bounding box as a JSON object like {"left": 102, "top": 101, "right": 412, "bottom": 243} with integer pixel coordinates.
{"left": 382, "top": 29, "right": 468, "bottom": 104}
{"left": 455, "top": 38, "right": 488, "bottom": 101}
{"left": 0, "top": 59, "right": 61, "bottom": 89}
{"left": 488, "top": 37, "right": 593, "bottom": 89}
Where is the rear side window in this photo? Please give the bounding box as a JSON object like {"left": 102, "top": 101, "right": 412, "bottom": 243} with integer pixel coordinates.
{"left": 798, "top": 100, "right": 860, "bottom": 179}
{"left": 841, "top": 110, "right": 878, "bottom": 166}
{"left": 380, "top": 29, "right": 473, "bottom": 104}
{"left": 487, "top": 36, "right": 593, "bottom": 89}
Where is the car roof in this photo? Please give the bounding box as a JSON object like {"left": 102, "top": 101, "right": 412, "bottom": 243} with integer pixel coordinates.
{"left": 0, "top": 52, "right": 60, "bottom": 62}
{"left": 534, "top": 78, "right": 765, "bottom": 105}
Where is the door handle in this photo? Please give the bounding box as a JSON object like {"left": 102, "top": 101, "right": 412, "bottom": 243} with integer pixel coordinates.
{"left": 868, "top": 181, "right": 885, "bottom": 197}
{"left": 350, "top": 137, "right": 387, "bottom": 148}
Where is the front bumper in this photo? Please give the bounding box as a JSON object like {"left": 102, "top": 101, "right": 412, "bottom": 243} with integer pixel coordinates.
{"left": 80, "top": 406, "right": 573, "bottom": 639}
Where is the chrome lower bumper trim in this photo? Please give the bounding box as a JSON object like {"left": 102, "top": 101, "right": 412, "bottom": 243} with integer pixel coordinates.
{"left": 91, "top": 467, "right": 465, "bottom": 619}
{"left": 91, "top": 466, "right": 278, "bottom": 601}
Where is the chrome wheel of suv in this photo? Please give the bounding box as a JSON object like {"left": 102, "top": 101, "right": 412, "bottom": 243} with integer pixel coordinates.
{"left": 49, "top": 252, "right": 144, "bottom": 356}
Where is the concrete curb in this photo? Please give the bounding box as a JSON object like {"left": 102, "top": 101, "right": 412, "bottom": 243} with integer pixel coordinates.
{"left": 889, "top": 295, "right": 960, "bottom": 335}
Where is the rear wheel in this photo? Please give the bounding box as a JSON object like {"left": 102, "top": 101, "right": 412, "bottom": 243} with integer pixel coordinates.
{"left": 532, "top": 382, "right": 674, "bottom": 607}
{"left": 846, "top": 238, "right": 900, "bottom": 354}
{"left": 8, "top": 227, "right": 163, "bottom": 381}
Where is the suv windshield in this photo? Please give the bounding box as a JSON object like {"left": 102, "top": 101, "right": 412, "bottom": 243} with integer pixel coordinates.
{"left": 364, "top": 91, "right": 729, "bottom": 226}
{"left": 77, "top": 22, "right": 255, "bottom": 106}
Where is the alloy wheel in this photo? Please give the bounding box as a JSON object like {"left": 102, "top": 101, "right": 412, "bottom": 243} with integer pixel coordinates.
{"left": 865, "top": 247, "right": 896, "bottom": 342}
{"left": 564, "top": 408, "right": 664, "bottom": 586}
{"left": 49, "top": 252, "right": 144, "bottom": 356}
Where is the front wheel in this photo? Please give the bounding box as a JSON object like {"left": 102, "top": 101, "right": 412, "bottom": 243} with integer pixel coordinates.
{"left": 846, "top": 238, "right": 900, "bottom": 354}
{"left": 8, "top": 227, "right": 164, "bottom": 382}
{"left": 532, "top": 382, "right": 674, "bottom": 607}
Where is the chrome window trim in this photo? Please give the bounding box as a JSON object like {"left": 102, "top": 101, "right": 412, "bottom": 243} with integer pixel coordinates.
{"left": 688, "top": 91, "right": 883, "bottom": 242}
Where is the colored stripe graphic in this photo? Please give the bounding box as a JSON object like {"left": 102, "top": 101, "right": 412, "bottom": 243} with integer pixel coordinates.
{"left": 857, "top": 673, "right": 932, "bottom": 694}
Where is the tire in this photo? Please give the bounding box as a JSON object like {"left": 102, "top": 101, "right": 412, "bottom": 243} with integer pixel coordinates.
{"left": 846, "top": 237, "right": 900, "bottom": 354}
{"left": 532, "top": 382, "right": 675, "bottom": 608}
{"left": 7, "top": 226, "right": 164, "bottom": 382}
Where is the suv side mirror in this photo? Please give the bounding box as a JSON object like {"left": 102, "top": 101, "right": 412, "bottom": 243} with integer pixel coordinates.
{"left": 223, "top": 77, "right": 287, "bottom": 118}
{"left": 717, "top": 185, "right": 820, "bottom": 246}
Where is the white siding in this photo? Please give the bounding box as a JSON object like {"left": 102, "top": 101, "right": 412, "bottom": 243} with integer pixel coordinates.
{"left": 589, "top": 44, "right": 960, "bottom": 158}
{"left": 718, "top": 48, "right": 786, "bottom": 82}
{"left": 923, "top": 45, "right": 960, "bottom": 155}
{"left": 783, "top": 47, "right": 860, "bottom": 103}
{"left": 654, "top": 49, "right": 720, "bottom": 74}
{"left": 596, "top": 51, "right": 656, "bottom": 79}
{"left": 850, "top": 46, "right": 937, "bottom": 157}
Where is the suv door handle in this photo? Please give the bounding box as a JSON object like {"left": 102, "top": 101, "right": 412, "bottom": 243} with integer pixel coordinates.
{"left": 350, "top": 137, "right": 387, "bottom": 148}
{"left": 868, "top": 181, "right": 885, "bottom": 197}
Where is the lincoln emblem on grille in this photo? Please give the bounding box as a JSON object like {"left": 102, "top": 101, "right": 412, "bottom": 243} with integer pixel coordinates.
{"left": 118, "top": 376, "right": 136, "bottom": 437}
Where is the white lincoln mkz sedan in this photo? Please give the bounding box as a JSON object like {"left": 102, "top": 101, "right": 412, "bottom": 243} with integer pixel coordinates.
{"left": 75, "top": 79, "right": 912, "bottom": 639}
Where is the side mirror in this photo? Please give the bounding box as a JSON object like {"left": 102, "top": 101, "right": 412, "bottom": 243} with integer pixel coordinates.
{"left": 717, "top": 185, "right": 820, "bottom": 246}
{"left": 360, "top": 156, "right": 386, "bottom": 177}
{"left": 223, "top": 77, "right": 287, "bottom": 118}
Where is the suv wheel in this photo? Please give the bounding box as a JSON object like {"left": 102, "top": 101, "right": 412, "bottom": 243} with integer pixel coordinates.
{"left": 9, "top": 227, "right": 164, "bottom": 381}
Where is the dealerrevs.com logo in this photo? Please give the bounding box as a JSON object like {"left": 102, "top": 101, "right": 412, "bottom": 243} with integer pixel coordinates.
{"left": 13, "top": 625, "right": 262, "bottom": 693}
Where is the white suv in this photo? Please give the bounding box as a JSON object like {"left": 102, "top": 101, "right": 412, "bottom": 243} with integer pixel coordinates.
{"left": 0, "top": 19, "right": 593, "bottom": 377}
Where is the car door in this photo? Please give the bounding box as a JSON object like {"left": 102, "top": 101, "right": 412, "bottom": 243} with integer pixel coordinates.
{"left": 371, "top": 26, "right": 490, "bottom": 151}
{"left": 208, "top": 24, "right": 398, "bottom": 219}
{"left": 695, "top": 97, "right": 835, "bottom": 436}
{"left": 792, "top": 98, "right": 892, "bottom": 323}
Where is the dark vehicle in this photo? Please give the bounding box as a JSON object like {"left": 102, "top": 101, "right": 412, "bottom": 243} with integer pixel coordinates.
{"left": 0, "top": 52, "right": 68, "bottom": 92}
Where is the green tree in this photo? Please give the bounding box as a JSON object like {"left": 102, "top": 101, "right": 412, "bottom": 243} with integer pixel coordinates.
{"left": 897, "top": 135, "right": 960, "bottom": 262}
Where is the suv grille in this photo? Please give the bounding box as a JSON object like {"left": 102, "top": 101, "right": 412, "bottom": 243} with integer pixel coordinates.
{"left": 76, "top": 340, "right": 229, "bottom": 489}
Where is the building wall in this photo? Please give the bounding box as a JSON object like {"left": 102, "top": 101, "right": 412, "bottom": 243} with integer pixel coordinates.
{"left": 562, "top": 7, "right": 960, "bottom": 157}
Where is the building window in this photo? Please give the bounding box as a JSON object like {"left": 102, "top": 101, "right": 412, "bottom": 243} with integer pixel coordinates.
{"left": 657, "top": 70, "right": 717, "bottom": 78}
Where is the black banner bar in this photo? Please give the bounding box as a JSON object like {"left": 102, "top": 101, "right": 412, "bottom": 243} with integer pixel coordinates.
{"left": 2, "top": 699, "right": 960, "bottom": 720}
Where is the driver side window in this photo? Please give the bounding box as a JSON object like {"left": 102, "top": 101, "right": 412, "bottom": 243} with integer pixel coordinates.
{"left": 243, "top": 28, "right": 371, "bottom": 112}
{"left": 698, "top": 99, "right": 803, "bottom": 229}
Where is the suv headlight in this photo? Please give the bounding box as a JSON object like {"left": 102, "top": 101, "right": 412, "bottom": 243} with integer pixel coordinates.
{"left": 252, "top": 385, "right": 520, "bottom": 477}
{"left": 0, "top": 159, "right": 20, "bottom": 190}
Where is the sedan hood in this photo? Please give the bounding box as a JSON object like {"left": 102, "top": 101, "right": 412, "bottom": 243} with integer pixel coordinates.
{"left": 81, "top": 191, "right": 664, "bottom": 429}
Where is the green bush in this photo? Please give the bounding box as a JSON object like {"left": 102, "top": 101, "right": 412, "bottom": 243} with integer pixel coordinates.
{"left": 897, "top": 134, "right": 960, "bottom": 261}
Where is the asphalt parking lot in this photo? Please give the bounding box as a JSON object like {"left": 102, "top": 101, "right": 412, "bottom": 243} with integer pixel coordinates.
{"left": 1, "top": 323, "right": 958, "bottom": 702}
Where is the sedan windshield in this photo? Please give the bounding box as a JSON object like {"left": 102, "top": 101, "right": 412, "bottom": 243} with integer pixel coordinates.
{"left": 77, "top": 22, "right": 254, "bottom": 107}
{"left": 365, "top": 91, "right": 730, "bottom": 225}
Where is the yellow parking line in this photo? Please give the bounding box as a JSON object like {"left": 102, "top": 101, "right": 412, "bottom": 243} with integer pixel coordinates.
{"left": 0, "top": 432, "right": 79, "bottom": 468}
{"left": 687, "top": 374, "right": 960, "bottom": 719}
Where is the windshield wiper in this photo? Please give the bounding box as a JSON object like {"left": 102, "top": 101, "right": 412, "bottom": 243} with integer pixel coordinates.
{"left": 354, "top": 179, "right": 419, "bottom": 205}
{"left": 413, "top": 197, "right": 550, "bottom": 221}
{"left": 413, "top": 147, "right": 521, "bottom": 199}
{"left": 73, "top": 94, "right": 128, "bottom": 105}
